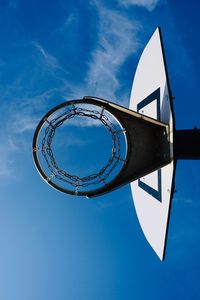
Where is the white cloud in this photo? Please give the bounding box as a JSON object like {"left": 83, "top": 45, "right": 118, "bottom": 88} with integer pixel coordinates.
{"left": 12, "top": 114, "right": 37, "bottom": 134}
{"left": 118, "top": 0, "right": 161, "bottom": 11}
{"left": 33, "top": 42, "right": 51, "bottom": 59}
{"left": 0, "top": 155, "right": 12, "bottom": 177}
{"left": 0, "top": 141, "right": 14, "bottom": 177}
{"left": 32, "top": 42, "right": 63, "bottom": 71}
{"left": 59, "top": 14, "right": 76, "bottom": 31}
{"left": 86, "top": 3, "right": 141, "bottom": 101}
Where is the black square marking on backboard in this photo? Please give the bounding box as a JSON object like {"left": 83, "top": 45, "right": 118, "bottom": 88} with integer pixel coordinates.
{"left": 137, "top": 88, "right": 162, "bottom": 202}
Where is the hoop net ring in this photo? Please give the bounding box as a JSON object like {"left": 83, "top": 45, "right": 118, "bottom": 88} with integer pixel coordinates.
{"left": 32, "top": 98, "right": 128, "bottom": 196}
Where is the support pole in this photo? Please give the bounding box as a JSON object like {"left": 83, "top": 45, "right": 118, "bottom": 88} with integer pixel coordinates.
{"left": 174, "top": 129, "right": 200, "bottom": 159}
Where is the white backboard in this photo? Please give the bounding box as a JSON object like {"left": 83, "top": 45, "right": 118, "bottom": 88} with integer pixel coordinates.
{"left": 129, "top": 28, "right": 174, "bottom": 260}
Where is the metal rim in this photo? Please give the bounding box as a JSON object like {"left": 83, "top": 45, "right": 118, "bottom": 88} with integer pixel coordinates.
{"left": 32, "top": 97, "right": 128, "bottom": 196}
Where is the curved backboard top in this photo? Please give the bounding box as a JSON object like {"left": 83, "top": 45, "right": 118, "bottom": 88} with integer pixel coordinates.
{"left": 129, "top": 28, "right": 174, "bottom": 260}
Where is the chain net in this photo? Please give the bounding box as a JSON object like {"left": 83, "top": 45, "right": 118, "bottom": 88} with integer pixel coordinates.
{"left": 36, "top": 104, "right": 126, "bottom": 194}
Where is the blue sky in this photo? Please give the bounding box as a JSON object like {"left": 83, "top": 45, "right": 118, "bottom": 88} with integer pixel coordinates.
{"left": 1, "top": 0, "right": 200, "bottom": 299}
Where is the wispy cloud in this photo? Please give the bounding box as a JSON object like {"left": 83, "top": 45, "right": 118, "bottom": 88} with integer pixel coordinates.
{"left": 117, "top": 0, "right": 162, "bottom": 11}
{"left": 85, "top": 2, "right": 141, "bottom": 102}
{"left": 0, "top": 153, "right": 12, "bottom": 177}
{"left": 58, "top": 13, "right": 76, "bottom": 33}
{"left": 0, "top": 139, "right": 15, "bottom": 177}
{"left": 32, "top": 41, "right": 69, "bottom": 76}
{"left": 33, "top": 42, "right": 58, "bottom": 68}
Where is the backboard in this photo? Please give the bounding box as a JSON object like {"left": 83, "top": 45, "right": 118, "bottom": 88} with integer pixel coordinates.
{"left": 129, "top": 27, "right": 175, "bottom": 260}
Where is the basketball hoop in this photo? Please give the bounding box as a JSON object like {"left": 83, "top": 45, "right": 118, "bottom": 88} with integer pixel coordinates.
{"left": 33, "top": 96, "right": 170, "bottom": 197}
{"left": 33, "top": 98, "right": 127, "bottom": 196}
